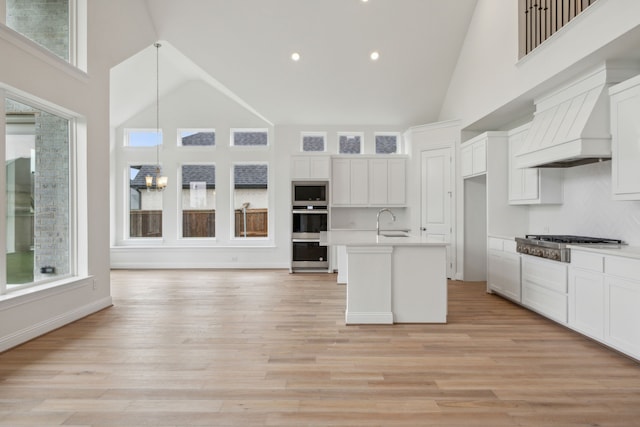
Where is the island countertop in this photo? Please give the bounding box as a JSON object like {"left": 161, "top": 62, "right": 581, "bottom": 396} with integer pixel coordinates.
{"left": 321, "top": 230, "right": 449, "bottom": 247}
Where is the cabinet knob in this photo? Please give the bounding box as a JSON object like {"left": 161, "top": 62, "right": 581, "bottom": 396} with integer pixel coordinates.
{"left": 420, "top": 227, "right": 427, "bottom": 231}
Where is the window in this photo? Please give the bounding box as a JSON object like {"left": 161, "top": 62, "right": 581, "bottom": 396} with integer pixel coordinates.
{"left": 301, "top": 132, "right": 326, "bottom": 152}
{"left": 233, "top": 164, "right": 268, "bottom": 238}
{"left": 179, "top": 130, "right": 215, "bottom": 147}
{"left": 129, "top": 165, "right": 163, "bottom": 238}
{"left": 231, "top": 129, "right": 268, "bottom": 147}
{"left": 181, "top": 164, "right": 216, "bottom": 238}
{"left": 4, "top": 98, "right": 72, "bottom": 293}
{"left": 338, "top": 132, "right": 363, "bottom": 154}
{"left": 375, "top": 133, "right": 400, "bottom": 154}
{"left": 126, "top": 129, "right": 162, "bottom": 147}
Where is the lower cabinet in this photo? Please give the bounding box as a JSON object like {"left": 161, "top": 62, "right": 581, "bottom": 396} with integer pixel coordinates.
{"left": 569, "top": 250, "right": 640, "bottom": 361}
{"left": 521, "top": 255, "right": 568, "bottom": 324}
{"left": 487, "top": 237, "right": 521, "bottom": 302}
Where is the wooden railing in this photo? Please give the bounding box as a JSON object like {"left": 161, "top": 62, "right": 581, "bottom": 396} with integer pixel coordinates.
{"left": 519, "top": 0, "right": 598, "bottom": 57}
{"left": 235, "top": 208, "right": 268, "bottom": 238}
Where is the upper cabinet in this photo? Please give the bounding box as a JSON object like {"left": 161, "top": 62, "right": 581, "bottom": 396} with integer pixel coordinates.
{"left": 461, "top": 135, "right": 486, "bottom": 178}
{"left": 609, "top": 74, "right": 640, "bottom": 201}
{"left": 290, "top": 155, "right": 331, "bottom": 180}
{"left": 507, "top": 123, "right": 563, "bottom": 205}
{"left": 331, "top": 156, "right": 406, "bottom": 207}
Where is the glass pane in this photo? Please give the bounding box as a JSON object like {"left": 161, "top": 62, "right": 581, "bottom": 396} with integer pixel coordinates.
{"left": 376, "top": 135, "right": 398, "bottom": 154}
{"left": 233, "top": 164, "right": 268, "bottom": 238}
{"left": 6, "top": 0, "right": 70, "bottom": 61}
{"left": 339, "top": 134, "right": 361, "bottom": 154}
{"left": 180, "top": 131, "right": 215, "bottom": 146}
{"left": 233, "top": 131, "right": 268, "bottom": 146}
{"left": 181, "top": 165, "right": 215, "bottom": 238}
{"left": 129, "top": 165, "right": 163, "bottom": 238}
{"left": 5, "top": 98, "right": 70, "bottom": 287}
{"left": 302, "top": 134, "right": 325, "bottom": 152}
{"left": 127, "top": 130, "right": 162, "bottom": 147}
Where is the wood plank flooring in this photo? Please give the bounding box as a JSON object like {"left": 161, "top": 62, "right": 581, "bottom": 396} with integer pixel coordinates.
{"left": 1, "top": 269, "right": 639, "bottom": 426}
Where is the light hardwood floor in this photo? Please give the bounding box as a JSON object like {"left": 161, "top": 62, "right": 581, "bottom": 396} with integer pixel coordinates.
{"left": 1, "top": 269, "right": 639, "bottom": 426}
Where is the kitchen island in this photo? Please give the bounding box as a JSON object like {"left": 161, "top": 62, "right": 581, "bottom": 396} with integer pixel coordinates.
{"left": 323, "top": 231, "right": 449, "bottom": 324}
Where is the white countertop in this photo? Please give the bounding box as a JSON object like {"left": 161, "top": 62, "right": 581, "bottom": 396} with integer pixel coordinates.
{"left": 322, "top": 230, "right": 449, "bottom": 247}
{"left": 568, "top": 244, "right": 640, "bottom": 260}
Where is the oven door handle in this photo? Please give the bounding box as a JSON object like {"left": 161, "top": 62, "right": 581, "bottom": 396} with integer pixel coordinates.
{"left": 292, "top": 210, "right": 328, "bottom": 214}
{"left": 292, "top": 239, "right": 321, "bottom": 243}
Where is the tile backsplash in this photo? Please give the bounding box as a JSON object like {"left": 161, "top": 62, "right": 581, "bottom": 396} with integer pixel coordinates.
{"left": 529, "top": 161, "right": 640, "bottom": 246}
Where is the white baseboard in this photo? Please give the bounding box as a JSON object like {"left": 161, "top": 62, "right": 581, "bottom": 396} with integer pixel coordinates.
{"left": 0, "top": 297, "right": 113, "bottom": 353}
{"left": 345, "top": 311, "right": 393, "bottom": 325}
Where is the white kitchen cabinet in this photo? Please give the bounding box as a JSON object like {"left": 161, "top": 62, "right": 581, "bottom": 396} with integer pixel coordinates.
{"left": 604, "top": 255, "right": 640, "bottom": 359}
{"left": 331, "top": 156, "right": 406, "bottom": 207}
{"left": 609, "top": 74, "right": 640, "bottom": 200}
{"left": 461, "top": 135, "right": 486, "bottom": 179}
{"left": 521, "top": 255, "right": 568, "bottom": 324}
{"left": 569, "top": 251, "right": 606, "bottom": 340}
{"left": 507, "top": 123, "right": 563, "bottom": 205}
{"left": 487, "top": 237, "right": 521, "bottom": 302}
{"left": 290, "top": 155, "right": 330, "bottom": 180}
{"left": 369, "top": 158, "right": 406, "bottom": 206}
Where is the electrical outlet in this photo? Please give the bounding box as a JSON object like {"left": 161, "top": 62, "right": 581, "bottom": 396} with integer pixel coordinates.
{"left": 543, "top": 225, "right": 550, "bottom": 233}
{"left": 231, "top": 256, "right": 238, "bottom": 262}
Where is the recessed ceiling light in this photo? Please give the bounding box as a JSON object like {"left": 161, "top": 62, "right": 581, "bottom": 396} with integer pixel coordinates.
{"left": 361, "top": 0, "right": 369, "bottom": 2}
{"left": 370, "top": 51, "right": 380, "bottom": 61}
{"left": 291, "top": 52, "right": 301, "bottom": 61}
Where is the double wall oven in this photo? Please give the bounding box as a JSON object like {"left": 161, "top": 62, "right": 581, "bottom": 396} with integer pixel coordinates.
{"left": 291, "top": 182, "right": 329, "bottom": 271}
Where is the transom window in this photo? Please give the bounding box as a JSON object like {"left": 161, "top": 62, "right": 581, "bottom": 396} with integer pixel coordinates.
{"left": 180, "top": 130, "right": 215, "bottom": 147}
{"left": 338, "top": 132, "right": 363, "bottom": 154}
{"left": 232, "top": 129, "right": 268, "bottom": 147}
{"left": 126, "top": 129, "right": 162, "bottom": 147}
{"left": 375, "top": 133, "right": 400, "bottom": 154}
{"left": 301, "top": 132, "right": 326, "bottom": 152}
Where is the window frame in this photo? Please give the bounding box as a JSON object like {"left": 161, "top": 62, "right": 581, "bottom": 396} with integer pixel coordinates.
{"left": 230, "top": 162, "right": 269, "bottom": 241}
{"left": 125, "top": 162, "right": 165, "bottom": 242}
{"left": 178, "top": 162, "right": 216, "bottom": 240}
{"left": 1, "top": 90, "right": 80, "bottom": 295}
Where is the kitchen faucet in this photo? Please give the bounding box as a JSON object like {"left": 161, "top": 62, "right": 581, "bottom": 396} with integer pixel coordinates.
{"left": 376, "top": 208, "right": 396, "bottom": 235}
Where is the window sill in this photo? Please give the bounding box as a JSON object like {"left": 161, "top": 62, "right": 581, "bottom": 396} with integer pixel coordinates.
{"left": 0, "top": 275, "right": 93, "bottom": 308}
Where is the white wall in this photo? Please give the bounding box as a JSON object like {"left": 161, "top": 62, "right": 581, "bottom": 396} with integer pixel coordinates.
{"left": 529, "top": 161, "right": 640, "bottom": 245}
{"left": 0, "top": 0, "right": 157, "bottom": 351}
{"left": 439, "top": 0, "right": 640, "bottom": 129}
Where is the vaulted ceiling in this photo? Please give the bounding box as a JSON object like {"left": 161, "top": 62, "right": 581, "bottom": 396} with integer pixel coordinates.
{"left": 112, "top": 1, "right": 477, "bottom": 128}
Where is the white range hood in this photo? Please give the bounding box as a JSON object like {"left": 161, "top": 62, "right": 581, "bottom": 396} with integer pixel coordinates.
{"left": 515, "top": 63, "right": 639, "bottom": 169}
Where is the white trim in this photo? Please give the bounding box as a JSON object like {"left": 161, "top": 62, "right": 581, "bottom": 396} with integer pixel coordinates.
{"left": 345, "top": 311, "right": 394, "bottom": 324}
{"left": 0, "top": 24, "right": 88, "bottom": 81}
{"left": 0, "top": 88, "right": 6, "bottom": 294}
{"left": 0, "top": 295, "right": 112, "bottom": 353}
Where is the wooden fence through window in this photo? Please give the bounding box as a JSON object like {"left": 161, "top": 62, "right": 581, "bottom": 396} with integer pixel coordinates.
{"left": 182, "top": 210, "right": 215, "bottom": 238}
{"left": 130, "top": 210, "right": 162, "bottom": 238}
{"left": 235, "top": 208, "right": 268, "bottom": 238}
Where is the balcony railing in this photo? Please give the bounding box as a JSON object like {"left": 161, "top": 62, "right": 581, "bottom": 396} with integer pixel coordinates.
{"left": 519, "top": 0, "right": 598, "bottom": 57}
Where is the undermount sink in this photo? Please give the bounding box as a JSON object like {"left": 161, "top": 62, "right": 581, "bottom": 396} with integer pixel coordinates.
{"left": 379, "top": 230, "right": 410, "bottom": 237}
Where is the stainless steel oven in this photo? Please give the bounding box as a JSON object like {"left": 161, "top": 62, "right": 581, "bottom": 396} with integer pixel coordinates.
{"left": 292, "top": 206, "right": 328, "bottom": 239}
{"left": 292, "top": 181, "right": 328, "bottom": 207}
{"left": 291, "top": 240, "right": 329, "bottom": 269}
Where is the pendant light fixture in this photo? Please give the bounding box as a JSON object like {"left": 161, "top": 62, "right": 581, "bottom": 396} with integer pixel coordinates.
{"left": 146, "top": 42, "right": 168, "bottom": 191}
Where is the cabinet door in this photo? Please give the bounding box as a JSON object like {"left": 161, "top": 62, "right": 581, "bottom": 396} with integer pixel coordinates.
{"left": 387, "top": 158, "right": 406, "bottom": 205}
{"left": 331, "top": 158, "right": 351, "bottom": 205}
{"left": 368, "top": 159, "right": 388, "bottom": 205}
{"left": 605, "top": 276, "right": 640, "bottom": 359}
{"left": 611, "top": 87, "right": 640, "bottom": 200}
{"left": 291, "top": 156, "right": 310, "bottom": 180}
{"left": 569, "top": 268, "right": 605, "bottom": 340}
{"left": 461, "top": 145, "right": 473, "bottom": 178}
{"left": 349, "top": 159, "right": 369, "bottom": 205}
{"left": 309, "top": 156, "right": 330, "bottom": 179}
{"left": 471, "top": 139, "right": 487, "bottom": 175}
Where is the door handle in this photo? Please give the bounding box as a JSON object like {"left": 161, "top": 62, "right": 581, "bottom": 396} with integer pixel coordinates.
{"left": 420, "top": 227, "right": 427, "bottom": 231}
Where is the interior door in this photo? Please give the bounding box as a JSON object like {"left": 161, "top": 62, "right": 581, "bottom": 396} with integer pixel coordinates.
{"left": 421, "top": 147, "right": 453, "bottom": 277}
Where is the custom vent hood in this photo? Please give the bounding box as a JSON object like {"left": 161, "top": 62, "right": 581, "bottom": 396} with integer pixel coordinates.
{"left": 515, "top": 64, "right": 638, "bottom": 168}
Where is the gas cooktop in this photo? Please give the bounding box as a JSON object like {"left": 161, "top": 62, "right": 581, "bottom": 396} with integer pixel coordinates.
{"left": 523, "top": 235, "right": 623, "bottom": 245}
{"left": 515, "top": 235, "right": 623, "bottom": 262}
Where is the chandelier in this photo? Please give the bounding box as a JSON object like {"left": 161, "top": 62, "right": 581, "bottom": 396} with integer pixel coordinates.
{"left": 146, "top": 42, "right": 168, "bottom": 191}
